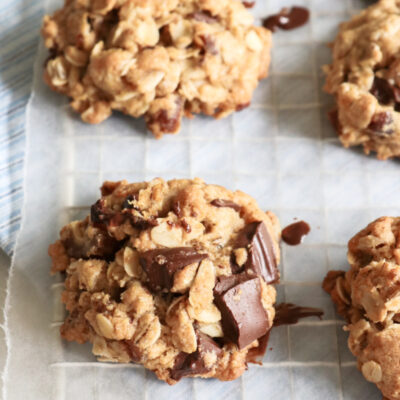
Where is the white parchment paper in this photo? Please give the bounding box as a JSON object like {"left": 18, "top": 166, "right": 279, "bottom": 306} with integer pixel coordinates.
{"left": 3, "top": 0, "right": 399, "bottom": 399}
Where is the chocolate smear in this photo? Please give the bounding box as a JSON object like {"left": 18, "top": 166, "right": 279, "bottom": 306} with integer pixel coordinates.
{"left": 263, "top": 6, "right": 310, "bottom": 32}
{"left": 282, "top": 220, "right": 310, "bottom": 245}
{"left": 235, "top": 221, "right": 279, "bottom": 284}
{"left": 214, "top": 274, "right": 269, "bottom": 349}
{"left": 140, "top": 247, "right": 208, "bottom": 291}
{"left": 170, "top": 331, "right": 222, "bottom": 380}
{"left": 242, "top": 1, "right": 255, "bottom": 8}
{"left": 211, "top": 199, "right": 241, "bottom": 212}
{"left": 274, "top": 303, "right": 323, "bottom": 327}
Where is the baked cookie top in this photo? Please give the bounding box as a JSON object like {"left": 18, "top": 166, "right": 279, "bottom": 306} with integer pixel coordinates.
{"left": 324, "top": 0, "right": 400, "bottom": 159}
{"left": 324, "top": 217, "right": 400, "bottom": 399}
{"left": 49, "top": 178, "right": 281, "bottom": 384}
{"left": 41, "top": 0, "right": 271, "bottom": 138}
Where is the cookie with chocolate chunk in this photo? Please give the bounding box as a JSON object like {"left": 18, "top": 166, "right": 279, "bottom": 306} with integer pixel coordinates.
{"left": 41, "top": 0, "right": 271, "bottom": 138}
{"left": 323, "top": 0, "right": 400, "bottom": 159}
{"left": 49, "top": 178, "right": 281, "bottom": 384}
{"left": 323, "top": 217, "right": 400, "bottom": 400}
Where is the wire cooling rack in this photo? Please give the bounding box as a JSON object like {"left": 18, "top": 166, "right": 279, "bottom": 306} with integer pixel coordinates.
{"left": 3, "top": 0, "right": 398, "bottom": 399}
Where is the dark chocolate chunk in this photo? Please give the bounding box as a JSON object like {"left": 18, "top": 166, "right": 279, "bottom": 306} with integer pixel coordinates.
{"left": 90, "top": 199, "right": 112, "bottom": 224}
{"left": 122, "top": 194, "right": 138, "bottom": 210}
{"left": 235, "top": 221, "right": 279, "bottom": 284}
{"left": 44, "top": 47, "right": 59, "bottom": 66}
{"left": 370, "top": 77, "right": 394, "bottom": 105}
{"left": 282, "top": 220, "right": 310, "bottom": 245}
{"left": 170, "top": 332, "right": 222, "bottom": 380}
{"left": 146, "top": 97, "right": 183, "bottom": 133}
{"left": 62, "top": 220, "right": 120, "bottom": 260}
{"left": 140, "top": 247, "right": 208, "bottom": 291}
{"left": 368, "top": 111, "right": 394, "bottom": 135}
{"left": 274, "top": 303, "right": 323, "bottom": 327}
{"left": 211, "top": 199, "right": 241, "bottom": 212}
{"left": 263, "top": 6, "right": 310, "bottom": 32}
{"left": 214, "top": 273, "right": 249, "bottom": 295}
{"left": 214, "top": 275, "right": 269, "bottom": 349}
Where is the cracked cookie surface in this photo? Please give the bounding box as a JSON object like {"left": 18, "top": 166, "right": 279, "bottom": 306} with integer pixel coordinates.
{"left": 41, "top": 0, "right": 271, "bottom": 138}
{"left": 49, "top": 178, "right": 280, "bottom": 384}
{"left": 323, "top": 217, "right": 400, "bottom": 400}
{"left": 324, "top": 0, "right": 400, "bottom": 159}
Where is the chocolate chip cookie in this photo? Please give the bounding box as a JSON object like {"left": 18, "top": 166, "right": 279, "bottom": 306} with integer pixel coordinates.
{"left": 41, "top": 0, "right": 271, "bottom": 138}
{"left": 49, "top": 178, "right": 281, "bottom": 384}
{"left": 323, "top": 0, "right": 400, "bottom": 159}
{"left": 323, "top": 217, "right": 400, "bottom": 399}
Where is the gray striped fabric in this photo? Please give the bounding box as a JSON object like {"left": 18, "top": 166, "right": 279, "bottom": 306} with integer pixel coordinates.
{"left": 0, "top": 0, "right": 44, "bottom": 255}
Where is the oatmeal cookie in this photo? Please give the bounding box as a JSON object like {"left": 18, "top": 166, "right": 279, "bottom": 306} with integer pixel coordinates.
{"left": 49, "top": 178, "right": 281, "bottom": 384}
{"left": 323, "top": 0, "right": 400, "bottom": 159}
{"left": 41, "top": 0, "right": 271, "bottom": 138}
{"left": 323, "top": 217, "right": 400, "bottom": 400}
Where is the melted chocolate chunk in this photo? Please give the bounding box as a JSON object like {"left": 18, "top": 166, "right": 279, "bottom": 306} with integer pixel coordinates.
{"left": 368, "top": 111, "right": 394, "bottom": 135}
{"left": 274, "top": 303, "right": 323, "bottom": 327}
{"left": 211, "top": 199, "right": 241, "bottom": 212}
{"left": 246, "top": 331, "right": 270, "bottom": 364}
{"left": 90, "top": 199, "right": 112, "bottom": 224}
{"left": 214, "top": 275, "right": 269, "bottom": 349}
{"left": 263, "top": 6, "right": 310, "bottom": 32}
{"left": 235, "top": 221, "right": 279, "bottom": 284}
{"left": 370, "top": 77, "right": 394, "bottom": 105}
{"left": 282, "top": 220, "right": 310, "bottom": 245}
{"left": 170, "top": 332, "right": 222, "bottom": 380}
{"left": 64, "top": 230, "right": 119, "bottom": 260}
{"left": 140, "top": 247, "right": 208, "bottom": 291}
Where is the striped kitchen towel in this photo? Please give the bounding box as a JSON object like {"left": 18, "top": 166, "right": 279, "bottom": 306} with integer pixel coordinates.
{"left": 0, "top": 0, "right": 44, "bottom": 255}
